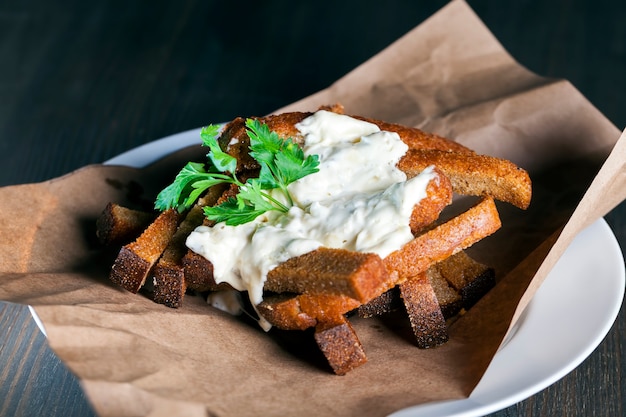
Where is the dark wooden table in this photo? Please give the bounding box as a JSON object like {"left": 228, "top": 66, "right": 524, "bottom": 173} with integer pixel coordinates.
{"left": 1, "top": 1, "right": 624, "bottom": 416}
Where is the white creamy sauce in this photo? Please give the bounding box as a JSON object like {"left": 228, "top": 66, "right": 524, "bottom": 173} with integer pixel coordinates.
{"left": 186, "top": 110, "right": 436, "bottom": 330}
{"left": 206, "top": 289, "right": 243, "bottom": 316}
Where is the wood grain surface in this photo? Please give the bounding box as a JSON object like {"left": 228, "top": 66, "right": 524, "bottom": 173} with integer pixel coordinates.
{"left": 1, "top": 1, "right": 624, "bottom": 416}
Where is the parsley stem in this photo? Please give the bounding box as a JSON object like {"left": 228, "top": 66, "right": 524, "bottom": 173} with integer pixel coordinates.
{"left": 279, "top": 184, "right": 294, "bottom": 206}
{"left": 260, "top": 191, "right": 290, "bottom": 213}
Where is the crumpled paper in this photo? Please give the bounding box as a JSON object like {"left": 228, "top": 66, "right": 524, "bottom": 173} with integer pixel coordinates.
{"left": 1, "top": 1, "right": 625, "bottom": 416}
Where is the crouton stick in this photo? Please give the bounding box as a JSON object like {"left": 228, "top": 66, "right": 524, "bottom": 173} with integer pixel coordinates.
{"left": 96, "top": 202, "right": 156, "bottom": 246}
{"left": 152, "top": 202, "right": 210, "bottom": 307}
{"left": 384, "top": 197, "right": 501, "bottom": 282}
{"left": 398, "top": 149, "right": 532, "bottom": 209}
{"left": 357, "top": 287, "right": 402, "bottom": 318}
{"left": 353, "top": 115, "right": 474, "bottom": 154}
{"left": 435, "top": 250, "right": 495, "bottom": 310}
{"left": 181, "top": 251, "right": 231, "bottom": 292}
{"left": 256, "top": 293, "right": 362, "bottom": 331}
{"left": 265, "top": 248, "right": 392, "bottom": 303}
{"left": 399, "top": 272, "right": 449, "bottom": 348}
{"left": 221, "top": 110, "right": 531, "bottom": 209}
{"left": 109, "top": 209, "right": 180, "bottom": 293}
{"left": 314, "top": 315, "right": 367, "bottom": 375}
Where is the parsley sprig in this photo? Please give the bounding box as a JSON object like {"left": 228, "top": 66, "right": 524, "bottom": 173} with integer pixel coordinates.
{"left": 154, "top": 119, "right": 319, "bottom": 226}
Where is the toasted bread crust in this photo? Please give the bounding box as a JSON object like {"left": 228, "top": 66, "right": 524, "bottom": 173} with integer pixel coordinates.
{"left": 410, "top": 168, "right": 453, "bottom": 235}
{"left": 384, "top": 197, "right": 501, "bottom": 281}
{"left": 399, "top": 272, "right": 449, "bottom": 348}
{"left": 266, "top": 248, "right": 392, "bottom": 303}
{"left": 152, "top": 264, "right": 186, "bottom": 308}
{"left": 181, "top": 251, "right": 233, "bottom": 292}
{"left": 353, "top": 116, "right": 473, "bottom": 153}
{"left": 255, "top": 294, "right": 317, "bottom": 331}
{"left": 314, "top": 316, "right": 367, "bottom": 375}
{"left": 426, "top": 266, "right": 463, "bottom": 319}
{"left": 96, "top": 203, "right": 156, "bottom": 246}
{"left": 435, "top": 250, "right": 495, "bottom": 309}
{"left": 109, "top": 246, "right": 152, "bottom": 293}
{"left": 357, "top": 287, "right": 401, "bottom": 318}
{"left": 257, "top": 293, "right": 361, "bottom": 331}
{"left": 109, "top": 209, "right": 180, "bottom": 293}
{"left": 399, "top": 149, "right": 532, "bottom": 209}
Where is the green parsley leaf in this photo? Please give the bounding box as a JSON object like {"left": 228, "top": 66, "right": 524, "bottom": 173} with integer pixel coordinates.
{"left": 154, "top": 118, "right": 319, "bottom": 226}
{"left": 154, "top": 162, "right": 227, "bottom": 211}
{"left": 274, "top": 140, "right": 320, "bottom": 184}
{"left": 246, "top": 119, "right": 282, "bottom": 166}
{"left": 203, "top": 198, "right": 266, "bottom": 226}
{"left": 201, "top": 125, "right": 237, "bottom": 173}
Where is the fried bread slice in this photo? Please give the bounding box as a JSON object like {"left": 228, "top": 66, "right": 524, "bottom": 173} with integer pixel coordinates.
{"left": 356, "top": 287, "right": 402, "bottom": 318}
{"left": 152, "top": 204, "right": 205, "bottom": 308}
{"left": 384, "top": 196, "right": 501, "bottom": 282}
{"left": 255, "top": 293, "right": 318, "bottom": 331}
{"left": 109, "top": 209, "right": 180, "bottom": 293}
{"left": 266, "top": 248, "right": 392, "bottom": 303}
{"left": 219, "top": 110, "right": 471, "bottom": 172}
{"left": 354, "top": 116, "right": 473, "bottom": 154}
{"left": 399, "top": 272, "right": 449, "bottom": 348}
{"left": 398, "top": 149, "right": 532, "bottom": 209}
{"left": 314, "top": 315, "right": 367, "bottom": 375}
{"left": 427, "top": 266, "right": 463, "bottom": 319}
{"left": 181, "top": 250, "right": 229, "bottom": 292}
{"left": 257, "top": 292, "right": 362, "bottom": 331}
{"left": 409, "top": 167, "right": 453, "bottom": 234}
{"left": 435, "top": 250, "right": 496, "bottom": 310}
{"left": 96, "top": 202, "right": 156, "bottom": 246}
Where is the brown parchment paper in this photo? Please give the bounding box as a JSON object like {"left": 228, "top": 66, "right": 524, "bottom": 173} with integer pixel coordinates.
{"left": 1, "top": 1, "right": 625, "bottom": 416}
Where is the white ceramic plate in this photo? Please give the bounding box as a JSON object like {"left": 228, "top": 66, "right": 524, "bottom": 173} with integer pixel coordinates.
{"left": 32, "top": 128, "right": 626, "bottom": 416}
{"left": 392, "top": 216, "right": 624, "bottom": 416}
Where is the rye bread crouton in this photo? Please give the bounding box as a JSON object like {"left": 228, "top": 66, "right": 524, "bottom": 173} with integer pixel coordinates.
{"left": 109, "top": 209, "right": 180, "bottom": 293}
